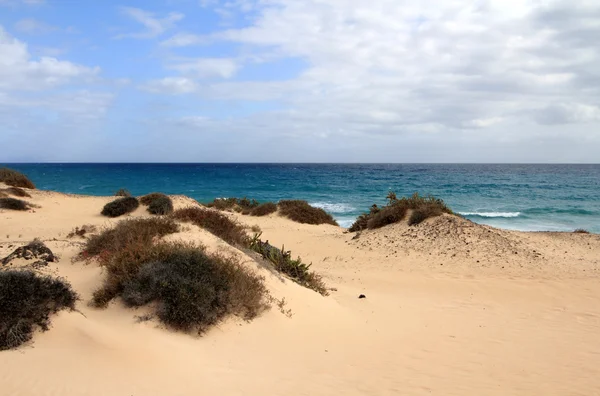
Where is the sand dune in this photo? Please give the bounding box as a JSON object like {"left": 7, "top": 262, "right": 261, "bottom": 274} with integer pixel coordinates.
{"left": 1, "top": 188, "right": 600, "bottom": 395}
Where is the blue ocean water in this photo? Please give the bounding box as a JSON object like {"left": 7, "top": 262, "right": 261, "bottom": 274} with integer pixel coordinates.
{"left": 3, "top": 163, "right": 599, "bottom": 233}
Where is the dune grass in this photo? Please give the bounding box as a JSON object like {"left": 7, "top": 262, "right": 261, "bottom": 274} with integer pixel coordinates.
{"left": 206, "top": 197, "right": 260, "bottom": 214}
{"left": 278, "top": 200, "right": 338, "bottom": 225}
{"left": 147, "top": 196, "right": 174, "bottom": 215}
{"left": 0, "top": 168, "right": 35, "bottom": 189}
{"left": 0, "top": 270, "right": 78, "bottom": 350}
{"left": 250, "top": 202, "right": 277, "bottom": 216}
{"left": 172, "top": 207, "right": 249, "bottom": 246}
{"left": 115, "top": 188, "right": 131, "bottom": 197}
{"left": 139, "top": 192, "right": 168, "bottom": 206}
{"left": 1, "top": 187, "right": 31, "bottom": 198}
{"left": 0, "top": 198, "right": 32, "bottom": 211}
{"left": 101, "top": 197, "right": 140, "bottom": 218}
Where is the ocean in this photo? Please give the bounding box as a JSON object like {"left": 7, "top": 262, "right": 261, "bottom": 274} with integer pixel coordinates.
{"left": 3, "top": 163, "right": 599, "bottom": 233}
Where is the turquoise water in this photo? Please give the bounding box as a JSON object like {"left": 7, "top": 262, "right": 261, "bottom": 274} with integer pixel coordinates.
{"left": 3, "top": 163, "right": 599, "bottom": 233}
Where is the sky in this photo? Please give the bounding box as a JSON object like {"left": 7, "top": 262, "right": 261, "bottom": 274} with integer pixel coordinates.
{"left": 0, "top": 0, "right": 599, "bottom": 163}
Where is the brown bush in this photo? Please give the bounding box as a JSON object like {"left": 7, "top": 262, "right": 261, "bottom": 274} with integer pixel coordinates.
{"left": 277, "top": 200, "right": 338, "bottom": 226}
{"left": 574, "top": 229, "right": 590, "bottom": 234}
{"left": 0, "top": 168, "right": 35, "bottom": 189}
{"left": 172, "top": 207, "right": 249, "bottom": 246}
{"left": 250, "top": 202, "right": 277, "bottom": 216}
{"left": 0, "top": 270, "right": 77, "bottom": 350}
{"left": 0, "top": 198, "right": 31, "bottom": 211}
{"left": 101, "top": 197, "right": 139, "bottom": 217}
{"left": 2, "top": 187, "right": 31, "bottom": 198}
{"left": 139, "top": 193, "right": 168, "bottom": 206}
{"left": 147, "top": 196, "right": 174, "bottom": 215}
{"left": 115, "top": 189, "right": 131, "bottom": 197}
{"left": 207, "top": 197, "right": 260, "bottom": 213}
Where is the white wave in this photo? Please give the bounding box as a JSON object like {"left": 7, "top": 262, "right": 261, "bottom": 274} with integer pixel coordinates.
{"left": 336, "top": 218, "right": 356, "bottom": 228}
{"left": 310, "top": 202, "right": 356, "bottom": 213}
{"left": 78, "top": 185, "right": 95, "bottom": 190}
{"left": 459, "top": 212, "right": 521, "bottom": 218}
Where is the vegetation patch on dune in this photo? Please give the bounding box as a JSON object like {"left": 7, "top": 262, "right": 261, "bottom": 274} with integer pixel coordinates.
{"left": 115, "top": 188, "right": 131, "bottom": 197}
{"left": 147, "top": 196, "right": 174, "bottom": 215}
{"left": 0, "top": 168, "right": 35, "bottom": 189}
{"left": 0, "top": 198, "right": 33, "bottom": 211}
{"left": 278, "top": 200, "right": 338, "bottom": 225}
{"left": 207, "top": 197, "right": 260, "bottom": 214}
{"left": 139, "top": 192, "right": 168, "bottom": 206}
{"left": 172, "top": 207, "right": 249, "bottom": 246}
{"left": 573, "top": 229, "right": 590, "bottom": 234}
{"left": 1, "top": 187, "right": 31, "bottom": 198}
{"left": 0, "top": 270, "right": 78, "bottom": 350}
{"left": 350, "top": 192, "right": 453, "bottom": 232}
{"left": 250, "top": 202, "right": 277, "bottom": 216}
{"left": 101, "top": 197, "right": 140, "bottom": 218}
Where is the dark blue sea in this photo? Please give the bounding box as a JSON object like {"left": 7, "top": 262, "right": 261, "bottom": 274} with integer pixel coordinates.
{"left": 3, "top": 163, "right": 599, "bottom": 233}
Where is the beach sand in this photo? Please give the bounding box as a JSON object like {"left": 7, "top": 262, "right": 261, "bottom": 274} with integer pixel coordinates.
{"left": 1, "top": 186, "right": 600, "bottom": 395}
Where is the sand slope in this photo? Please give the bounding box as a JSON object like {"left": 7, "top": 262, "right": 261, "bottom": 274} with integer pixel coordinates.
{"left": 1, "top": 189, "right": 600, "bottom": 395}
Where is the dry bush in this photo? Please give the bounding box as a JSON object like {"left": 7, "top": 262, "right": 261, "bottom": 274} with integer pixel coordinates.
{"left": 249, "top": 234, "right": 328, "bottom": 295}
{"left": 350, "top": 192, "right": 453, "bottom": 231}
{"left": 0, "top": 168, "right": 35, "bottom": 189}
{"left": 0, "top": 270, "right": 77, "bottom": 350}
{"left": 207, "top": 197, "right": 260, "bottom": 213}
{"left": 574, "top": 229, "right": 590, "bottom": 234}
{"left": 172, "top": 207, "right": 249, "bottom": 246}
{"left": 67, "top": 224, "right": 97, "bottom": 239}
{"left": 0, "top": 198, "right": 31, "bottom": 211}
{"left": 277, "top": 200, "right": 338, "bottom": 226}
{"left": 147, "top": 196, "right": 174, "bottom": 216}
{"left": 115, "top": 189, "right": 131, "bottom": 197}
{"left": 119, "top": 243, "right": 268, "bottom": 333}
{"left": 250, "top": 202, "right": 277, "bottom": 216}
{"left": 101, "top": 197, "right": 140, "bottom": 218}
{"left": 140, "top": 193, "right": 169, "bottom": 206}
{"left": 2, "top": 187, "right": 31, "bottom": 198}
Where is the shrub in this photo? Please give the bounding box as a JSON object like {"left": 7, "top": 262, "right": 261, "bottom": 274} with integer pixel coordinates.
{"left": 0, "top": 168, "right": 35, "bottom": 189}
{"left": 249, "top": 234, "right": 328, "bottom": 295}
{"left": 207, "top": 197, "right": 260, "bottom": 213}
{"left": 101, "top": 197, "right": 140, "bottom": 218}
{"left": 574, "top": 229, "right": 590, "bottom": 234}
{"left": 118, "top": 243, "right": 268, "bottom": 333}
{"left": 2, "top": 187, "right": 31, "bottom": 198}
{"left": 172, "top": 207, "right": 249, "bottom": 246}
{"left": 115, "top": 189, "right": 131, "bottom": 197}
{"left": 140, "top": 193, "right": 169, "bottom": 206}
{"left": 147, "top": 196, "right": 174, "bottom": 216}
{"left": 0, "top": 270, "right": 78, "bottom": 350}
{"left": 277, "top": 200, "right": 338, "bottom": 226}
{"left": 251, "top": 202, "right": 277, "bottom": 217}
{"left": 0, "top": 198, "right": 31, "bottom": 211}
{"left": 67, "top": 224, "right": 97, "bottom": 239}
{"left": 350, "top": 192, "right": 453, "bottom": 231}
{"left": 0, "top": 192, "right": 6, "bottom": 198}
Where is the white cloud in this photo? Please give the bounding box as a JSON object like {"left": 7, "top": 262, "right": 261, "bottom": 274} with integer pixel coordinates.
{"left": 115, "top": 7, "right": 184, "bottom": 39}
{"left": 0, "top": 25, "right": 99, "bottom": 90}
{"left": 14, "top": 18, "right": 57, "bottom": 34}
{"left": 160, "top": 32, "right": 207, "bottom": 47}
{"left": 167, "top": 58, "right": 239, "bottom": 79}
{"left": 141, "top": 77, "right": 197, "bottom": 94}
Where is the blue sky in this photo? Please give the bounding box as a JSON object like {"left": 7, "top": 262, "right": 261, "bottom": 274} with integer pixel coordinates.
{"left": 1, "top": 0, "right": 599, "bottom": 162}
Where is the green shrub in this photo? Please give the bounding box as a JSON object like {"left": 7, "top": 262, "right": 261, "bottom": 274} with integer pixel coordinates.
{"left": 251, "top": 202, "right": 277, "bottom": 216}
{"left": 0, "top": 198, "right": 31, "bottom": 211}
{"left": 0, "top": 168, "right": 35, "bottom": 189}
{"left": 0, "top": 270, "right": 78, "bottom": 350}
{"left": 207, "top": 197, "right": 260, "bottom": 213}
{"left": 574, "top": 229, "right": 590, "bottom": 234}
{"left": 277, "top": 200, "right": 338, "bottom": 226}
{"left": 2, "top": 187, "right": 31, "bottom": 198}
{"left": 139, "top": 193, "right": 168, "bottom": 206}
{"left": 172, "top": 207, "right": 249, "bottom": 246}
{"left": 115, "top": 189, "right": 131, "bottom": 197}
{"left": 249, "top": 233, "right": 328, "bottom": 295}
{"left": 101, "top": 197, "right": 139, "bottom": 218}
{"left": 147, "top": 196, "right": 174, "bottom": 216}
{"left": 119, "top": 243, "right": 268, "bottom": 333}
{"left": 350, "top": 192, "right": 453, "bottom": 231}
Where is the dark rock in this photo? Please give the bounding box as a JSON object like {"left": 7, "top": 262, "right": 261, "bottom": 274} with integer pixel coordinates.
{"left": 31, "top": 260, "right": 48, "bottom": 269}
{"left": 1, "top": 240, "right": 57, "bottom": 265}
{"left": 358, "top": 294, "right": 366, "bottom": 299}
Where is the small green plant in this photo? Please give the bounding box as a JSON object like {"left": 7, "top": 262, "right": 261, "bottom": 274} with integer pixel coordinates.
{"left": 0, "top": 198, "right": 31, "bottom": 211}
{"left": 147, "top": 196, "right": 174, "bottom": 215}
{"left": 101, "top": 197, "right": 140, "bottom": 218}
{"left": 172, "top": 207, "right": 249, "bottom": 246}
{"left": 249, "top": 233, "right": 328, "bottom": 295}
{"left": 207, "top": 197, "right": 260, "bottom": 213}
{"left": 277, "top": 200, "right": 338, "bottom": 226}
{"left": 115, "top": 189, "right": 132, "bottom": 197}
{"left": 0, "top": 270, "right": 78, "bottom": 350}
{"left": 0, "top": 168, "right": 35, "bottom": 189}
{"left": 250, "top": 202, "right": 277, "bottom": 216}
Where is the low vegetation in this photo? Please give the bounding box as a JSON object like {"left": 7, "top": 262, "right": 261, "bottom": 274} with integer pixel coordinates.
{"left": 115, "top": 188, "right": 131, "bottom": 197}
{"left": 172, "top": 207, "right": 249, "bottom": 246}
{"left": 147, "top": 196, "right": 174, "bottom": 216}
{"left": 67, "top": 225, "right": 97, "bottom": 239}
{"left": 0, "top": 198, "right": 32, "bottom": 211}
{"left": 140, "top": 193, "right": 169, "bottom": 206}
{"left": 250, "top": 202, "right": 277, "bottom": 216}
{"left": 574, "top": 229, "right": 590, "bottom": 234}
{"left": 1, "top": 187, "right": 31, "bottom": 198}
{"left": 350, "top": 192, "right": 453, "bottom": 231}
{"left": 278, "top": 200, "right": 338, "bottom": 225}
{"left": 0, "top": 168, "right": 35, "bottom": 189}
{"left": 207, "top": 197, "right": 260, "bottom": 214}
{"left": 0, "top": 270, "right": 78, "bottom": 350}
{"left": 101, "top": 197, "right": 140, "bottom": 218}
{"left": 249, "top": 233, "right": 328, "bottom": 295}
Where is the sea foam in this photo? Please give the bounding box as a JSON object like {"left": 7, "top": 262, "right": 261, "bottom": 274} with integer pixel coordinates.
{"left": 459, "top": 212, "right": 521, "bottom": 218}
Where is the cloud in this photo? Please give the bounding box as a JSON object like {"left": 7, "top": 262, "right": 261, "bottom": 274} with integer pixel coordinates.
{"left": 0, "top": 0, "right": 44, "bottom": 6}
{"left": 167, "top": 58, "right": 239, "bottom": 79}
{"left": 0, "top": 25, "right": 99, "bottom": 90}
{"left": 115, "top": 7, "right": 184, "bottom": 39}
{"left": 14, "top": 18, "right": 57, "bottom": 34}
{"left": 141, "top": 77, "right": 197, "bottom": 94}
{"left": 160, "top": 32, "right": 207, "bottom": 47}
